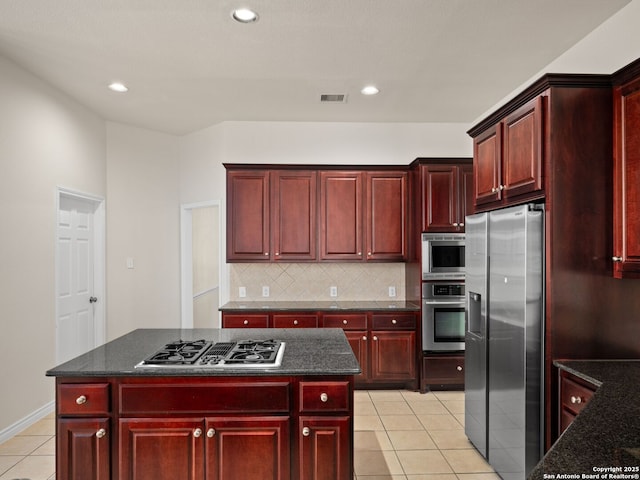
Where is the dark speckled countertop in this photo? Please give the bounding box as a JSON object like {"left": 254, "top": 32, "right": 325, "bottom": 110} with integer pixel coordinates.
{"left": 46, "top": 328, "right": 361, "bottom": 377}
{"left": 219, "top": 300, "right": 420, "bottom": 311}
{"left": 528, "top": 360, "right": 640, "bottom": 479}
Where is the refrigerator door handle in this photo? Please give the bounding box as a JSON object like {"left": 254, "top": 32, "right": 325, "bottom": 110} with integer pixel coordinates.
{"left": 468, "top": 291, "right": 483, "bottom": 335}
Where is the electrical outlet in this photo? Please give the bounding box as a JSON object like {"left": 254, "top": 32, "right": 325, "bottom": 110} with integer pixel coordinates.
{"left": 239, "top": 287, "right": 246, "bottom": 298}
{"left": 262, "top": 286, "right": 270, "bottom": 297}
{"left": 330, "top": 286, "right": 338, "bottom": 297}
{"left": 388, "top": 286, "right": 396, "bottom": 297}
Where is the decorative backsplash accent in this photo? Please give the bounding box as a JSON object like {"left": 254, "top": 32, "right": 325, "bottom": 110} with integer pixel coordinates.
{"left": 230, "top": 263, "right": 406, "bottom": 301}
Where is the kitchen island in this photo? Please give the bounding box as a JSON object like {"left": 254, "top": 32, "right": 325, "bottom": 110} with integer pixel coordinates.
{"left": 528, "top": 360, "right": 640, "bottom": 479}
{"left": 46, "top": 328, "right": 360, "bottom": 480}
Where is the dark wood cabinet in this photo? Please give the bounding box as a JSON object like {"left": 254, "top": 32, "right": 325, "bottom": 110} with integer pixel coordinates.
{"left": 58, "top": 418, "right": 110, "bottom": 480}
{"left": 319, "top": 171, "right": 364, "bottom": 260}
{"left": 272, "top": 313, "right": 319, "bottom": 328}
{"left": 558, "top": 370, "right": 596, "bottom": 435}
{"left": 56, "top": 382, "right": 111, "bottom": 480}
{"left": 421, "top": 163, "right": 473, "bottom": 232}
{"left": 298, "top": 416, "right": 351, "bottom": 480}
{"left": 271, "top": 170, "right": 317, "bottom": 261}
{"left": 613, "top": 68, "right": 640, "bottom": 278}
{"left": 221, "top": 313, "right": 269, "bottom": 328}
{"left": 473, "top": 96, "right": 544, "bottom": 209}
{"left": 369, "top": 313, "right": 417, "bottom": 386}
{"left": 421, "top": 353, "right": 464, "bottom": 391}
{"left": 56, "top": 376, "right": 353, "bottom": 480}
{"left": 366, "top": 171, "right": 408, "bottom": 261}
{"left": 226, "top": 169, "right": 317, "bottom": 262}
{"left": 226, "top": 170, "right": 270, "bottom": 261}
{"left": 323, "top": 313, "right": 368, "bottom": 383}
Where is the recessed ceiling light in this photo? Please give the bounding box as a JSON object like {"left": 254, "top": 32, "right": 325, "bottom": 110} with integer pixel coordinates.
{"left": 361, "top": 85, "right": 379, "bottom": 95}
{"left": 108, "top": 82, "right": 128, "bottom": 93}
{"left": 232, "top": 8, "right": 259, "bottom": 23}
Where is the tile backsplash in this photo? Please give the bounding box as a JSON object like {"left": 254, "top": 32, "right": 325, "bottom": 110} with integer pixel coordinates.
{"left": 230, "top": 263, "right": 406, "bottom": 301}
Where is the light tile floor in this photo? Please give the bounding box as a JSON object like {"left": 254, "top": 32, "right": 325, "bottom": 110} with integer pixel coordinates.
{"left": 0, "top": 390, "right": 497, "bottom": 480}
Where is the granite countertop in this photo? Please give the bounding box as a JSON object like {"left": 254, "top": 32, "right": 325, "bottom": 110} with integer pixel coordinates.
{"left": 219, "top": 300, "right": 420, "bottom": 312}
{"left": 46, "top": 328, "right": 361, "bottom": 377}
{"left": 528, "top": 360, "right": 640, "bottom": 479}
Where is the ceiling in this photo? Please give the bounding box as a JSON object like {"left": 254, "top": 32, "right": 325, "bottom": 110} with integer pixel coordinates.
{"left": 0, "top": 0, "right": 631, "bottom": 135}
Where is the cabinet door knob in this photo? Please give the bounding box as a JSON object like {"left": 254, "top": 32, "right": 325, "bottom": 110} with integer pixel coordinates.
{"left": 293, "top": 320, "right": 299, "bottom": 325}
{"left": 373, "top": 336, "right": 378, "bottom": 341}
{"left": 498, "top": 184, "right": 505, "bottom": 191}
{"left": 612, "top": 256, "right": 623, "bottom": 262}
{"left": 264, "top": 252, "right": 269, "bottom": 256}
{"left": 456, "top": 365, "right": 463, "bottom": 372}
{"left": 76, "top": 395, "right": 87, "bottom": 405}
{"left": 491, "top": 187, "right": 498, "bottom": 193}
{"left": 207, "top": 428, "right": 215, "bottom": 438}
{"left": 459, "top": 223, "right": 464, "bottom": 227}
{"left": 96, "top": 428, "right": 106, "bottom": 439}
{"left": 275, "top": 252, "right": 280, "bottom": 256}
{"left": 320, "top": 393, "right": 328, "bottom": 402}
{"left": 570, "top": 396, "right": 583, "bottom": 405}
{"left": 193, "top": 428, "right": 203, "bottom": 438}
{"left": 302, "top": 427, "right": 310, "bottom": 437}
{"left": 243, "top": 320, "right": 249, "bottom": 325}
{"left": 342, "top": 319, "right": 348, "bottom": 325}
{"left": 453, "top": 222, "right": 459, "bottom": 227}
{"left": 362, "top": 336, "right": 367, "bottom": 341}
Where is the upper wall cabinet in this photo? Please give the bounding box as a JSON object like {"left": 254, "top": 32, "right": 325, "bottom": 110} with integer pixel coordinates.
{"left": 420, "top": 161, "right": 473, "bottom": 232}
{"left": 226, "top": 168, "right": 317, "bottom": 262}
{"left": 366, "top": 171, "right": 408, "bottom": 261}
{"left": 473, "top": 96, "right": 544, "bottom": 209}
{"left": 227, "top": 165, "right": 407, "bottom": 263}
{"left": 613, "top": 61, "right": 640, "bottom": 278}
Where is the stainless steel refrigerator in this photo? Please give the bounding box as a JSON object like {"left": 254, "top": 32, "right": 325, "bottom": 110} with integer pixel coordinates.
{"left": 465, "top": 204, "right": 544, "bottom": 480}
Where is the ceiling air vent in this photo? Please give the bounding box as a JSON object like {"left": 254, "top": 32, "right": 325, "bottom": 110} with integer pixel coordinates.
{"left": 320, "top": 94, "right": 347, "bottom": 103}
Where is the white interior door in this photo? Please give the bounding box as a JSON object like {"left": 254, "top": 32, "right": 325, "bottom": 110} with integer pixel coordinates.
{"left": 56, "top": 190, "right": 105, "bottom": 363}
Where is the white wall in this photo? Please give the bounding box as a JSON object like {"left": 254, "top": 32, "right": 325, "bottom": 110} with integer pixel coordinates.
{"left": 106, "top": 122, "right": 181, "bottom": 340}
{"left": 0, "top": 55, "right": 106, "bottom": 434}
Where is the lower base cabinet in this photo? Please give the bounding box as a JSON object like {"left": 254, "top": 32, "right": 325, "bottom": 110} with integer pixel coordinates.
{"left": 421, "top": 353, "right": 464, "bottom": 392}
{"left": 57, "top": 418, "right": 110, "bottom": 480}
{"left": 55, "top": 376, "right": 354, "bottom": 480}
{"left": 558, "top": 370, "right": 596, "bottom": 435}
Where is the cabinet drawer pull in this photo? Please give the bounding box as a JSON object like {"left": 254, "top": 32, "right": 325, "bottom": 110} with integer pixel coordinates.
{"left": 391, "top": 319, "right": 397, "bottom": 324}
{"left": 456, "top": 365, "right": 463, "bottom": 372}
{"left": 320, "top": 393, "right": 328, "bottom": 403}
{"left": 76, "top": 395, "right": 87, "bottom": 405}
{"left": 193, "top": 428, "right": 203, "bottom": 438}
{"left": 570, "top": 395, "right": 583, "bottom": 405}
{"left": 96, "top": 428, "right": 106, "bottom": 439}
{"left": 612, "top": 256, "right": 623, "bottom": 262}
{"left": 342, "top": 319, "right": 348, "bottom": 325}
{"left": 207, "top": 428, "right": 215, "bottom": 438}
{"left": 264, "top": 252, "right": 269, "bottom": 256}
{"left": 293, "top": 320, "right": 299, "bottom": 325}
{"left": 243, "top": 320, "right": 249, "bottom": 325}
{"left": 302, "top": 427, "right": 310, "bottom": 437}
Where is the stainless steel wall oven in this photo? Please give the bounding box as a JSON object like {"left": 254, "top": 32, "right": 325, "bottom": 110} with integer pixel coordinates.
{"left": 422, "top": 281, "right": 465, "bottom": 351}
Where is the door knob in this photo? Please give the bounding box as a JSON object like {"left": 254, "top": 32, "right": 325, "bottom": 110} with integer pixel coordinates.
{"left": 89, "top": 297, "right": 98, "bottom": 304}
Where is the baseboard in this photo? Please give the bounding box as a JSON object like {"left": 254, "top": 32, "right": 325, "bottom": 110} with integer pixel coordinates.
{"left": 0, "top": 400, "right": 55, "bottom": 444}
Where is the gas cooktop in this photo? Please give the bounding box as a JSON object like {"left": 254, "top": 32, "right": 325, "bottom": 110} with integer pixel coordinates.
{"left": 135, "top": 339, "right": 285, "bottom": 369}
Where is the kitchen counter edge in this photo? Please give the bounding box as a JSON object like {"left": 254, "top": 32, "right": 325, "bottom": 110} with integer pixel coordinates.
{"left": 219, "top": 300, "right": 420, "bottom": 312}
{"left": 528, "top": 359, "right": 640, "bottom": 479}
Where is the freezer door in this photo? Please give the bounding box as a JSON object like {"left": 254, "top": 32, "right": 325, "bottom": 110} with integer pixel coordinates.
{"left": 464, "top": 212, "right": 488, "bottom": 458}
{"left": 488, "top": 205, "right": 543, "bottom": 480}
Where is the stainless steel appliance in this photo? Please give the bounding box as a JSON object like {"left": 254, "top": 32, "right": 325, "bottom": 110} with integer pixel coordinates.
{"left": 135, "top": 339, "right": 286, "bottom": 369}
{"left": 422, "top": 281, "right": 465, "bottom": 351}
{"left": 421, "top": 233, "right": 465, "bottom": 280}
{"left": 464, "top": 204, "right": 544, "bottom": 480}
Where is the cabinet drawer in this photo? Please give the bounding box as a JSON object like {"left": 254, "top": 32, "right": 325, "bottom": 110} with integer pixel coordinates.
{"left": 120, "top": 382, "right": 290, "bottom": 414}
{"left": 371, "top": 313, "right": 416, "bottom": 329}
{"left": 560, "top": 374, "right": 596, "bottom": 416}
{"left": 272, "top": 314, "right": 318, "bottom": 328}
{"left": 299, "top": 381, "right": 350, "bottom": 413}
{"left": 423, "top": 355, "right": 464, "bottom": 384}
{"left": 322, "top": 314, "right": 367, "bottom": 330}
{"left": 222, "top": 314, "right": 269, "bottom": 328}
{"left": 58, "top": 383, "right": 110, "bottom": 415}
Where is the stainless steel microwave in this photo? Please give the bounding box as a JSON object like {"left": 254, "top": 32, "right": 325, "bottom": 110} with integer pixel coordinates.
{"left": 421, "top": 233, "right": 465, "bottom": 280}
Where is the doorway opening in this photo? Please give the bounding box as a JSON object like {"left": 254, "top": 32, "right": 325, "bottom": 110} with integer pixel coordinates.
{"left": 55, "top": 187, "right": 105, "bottom": 364}
{"left": 180, "top": 201, "right": 222, "bottom": 328}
